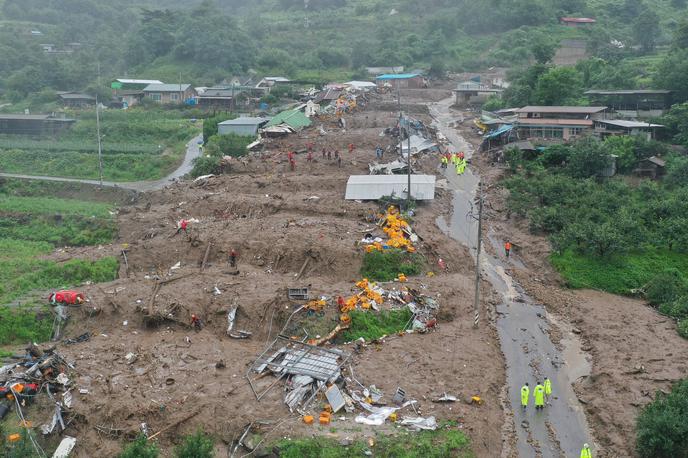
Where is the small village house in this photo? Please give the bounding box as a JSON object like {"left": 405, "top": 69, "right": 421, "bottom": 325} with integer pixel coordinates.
{"left": 0, "top": 114, "right": 75, "bottom": 136}
{"left": 454, "top": 81, "right": 503, "bottom": 107}
{"left": 585, "top": 90, "right": 673, "bottom": 119}
{"left": 514, "top": 106, "right": 607, "bottom": 141}
{"left": 559, "top": 17, "right": 596, "bottom": 27}
{"left": 58, "top": 92, "right": 95, "bottom": 108}
{"left": 142, "top": 83, "right": 196, "bottom": 104}
{"left": 593, "top": 119, "right": 664, "bottom": 140}
{"left": 634, "top": 156, "right": 666, "bottom": 179}
{"left": 375, "top": 74, "right": 426, "bottom": 89}
{"left": 217, "top": 117, "right": 269, "bottom": 137}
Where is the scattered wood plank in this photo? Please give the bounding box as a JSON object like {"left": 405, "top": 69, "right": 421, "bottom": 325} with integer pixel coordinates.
{"left": 147, "top": 410, "right": 200, "bottom": 441}
{"left": 200, "top": 242, "right": 212, "bottom": 271}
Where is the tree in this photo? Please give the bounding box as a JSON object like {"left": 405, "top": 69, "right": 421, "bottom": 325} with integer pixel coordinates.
{"left": 636, "top": 379, "right": 688, "bottom": 457}
{"left": 175, "top": 430, "right": 214, "bottom": 458}
{"left": 118, "top": 435, "right": 159, "bottom": 458}
{"left": 534, "top": 67, "right": 584, "bottom": 106}
{"left": 633, "top": 8, "right": 661, "bottom": 53}
{"left": 674, "top": 19, "right": 688, "bottom": 49}
{"left": 428, "top": 58, "right": 446, "bottom": 78}
{"left": 530, "top": 36, "right": 557, "bottom": 64}
{"left": 660, "top": 102, "right": 688, "bottom": 146}
{"left": 564, "top": 136, "right": 612, "bottom": 178}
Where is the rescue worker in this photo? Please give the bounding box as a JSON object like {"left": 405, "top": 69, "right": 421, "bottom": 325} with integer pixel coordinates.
{"left": 441, "top": 155, "right": 448, "bottom": 169}
{"left": 348, "top": 143, "right": 355, "bottom": 153}
{"left": 176, "top": 219, "right": 189, "bottom": 235}
{"left": 337, "top": 156, "right": 342, "bottom": 167}
{"left": 521, "top": 383, "right": 529, "bottom": 410}
{"left": 321, "top": 148, "right": 326, "bottom": 159}
{"left": 544, "top": 377, "right": 552, "bottom": 404}
{"left": 289, "top": 158, "right": 296, "bottom": 171}
{"left": 191, "top": 314, "right": 202, "bottom": 331}
{"left": 459, "top": 151, "right": 465, "bottom": 160}
{"left": 327, "top": 150, "right": 332, "bottom": 160}
{"left": 504, "top": 240, "right": 512, "bottom": 258}
{"left": 337, "top": 296, "right": 346, "bottom": 311}
{"left": 229, "top": 248, "right": 237, "bottom": 268}
{"left": 306, "top": 151, "right": 313, "bottom": 163}
{"left": 580, "top": 443, "right": 592, "bottom": 458}
{"left": 534, "top": 381, "right": 545, "bottom": 410}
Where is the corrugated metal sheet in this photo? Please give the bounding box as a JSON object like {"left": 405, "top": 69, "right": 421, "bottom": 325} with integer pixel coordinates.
{"left": 266, "top": 109, "right": 312, "bottom": 130}
{"left": 345, "top": 175, "right": 436, "bottom": 201}
{"left": 516, "top": 106, "right": 606, "bottom": 114}
{"left": 143, "top": 83, "right": 192, "bottom": 92}
{"left": 376, "top": 74, "right": 420, "bottom": 80}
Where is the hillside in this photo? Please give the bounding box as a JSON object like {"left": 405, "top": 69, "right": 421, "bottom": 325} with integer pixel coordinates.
{"left": 0, "top": 0, "right": 686, "bottom": 100}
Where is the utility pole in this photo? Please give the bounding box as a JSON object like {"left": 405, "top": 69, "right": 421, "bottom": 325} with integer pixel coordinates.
{"left": 473, "top": 181, "right": 484, "bottom": 328}
{"left": 407, "top": 121, "right": 412, "bottom": 207}
{"left": 96, "top": 62, "right": 104, "bottom": 187}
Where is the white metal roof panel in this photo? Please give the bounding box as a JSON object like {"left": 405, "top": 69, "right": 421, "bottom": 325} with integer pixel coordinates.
{"left": 345, "top": 175, "right": 436, "bottom": 201}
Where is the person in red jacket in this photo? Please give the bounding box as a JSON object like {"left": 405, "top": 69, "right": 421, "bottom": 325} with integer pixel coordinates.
{"left": 348, "top": 143, "right": 355, "bottom": 153}
{"left": 177, "top": 219, "right": 189, "bottom": 235}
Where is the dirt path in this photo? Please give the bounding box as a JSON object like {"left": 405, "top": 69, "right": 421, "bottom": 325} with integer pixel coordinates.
{"left": 430, "top": 97, "right": 593, "bottom": 457}
{"left": 0, "top": 134, "right": 202, "bottom": 192}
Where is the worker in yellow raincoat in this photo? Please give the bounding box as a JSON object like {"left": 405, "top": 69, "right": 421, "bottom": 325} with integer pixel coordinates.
{"left": 534, "top": 382, "right": 545, "bottom": 410}
{"left": 520, "top": 383, "right": 529, "bottom": 410}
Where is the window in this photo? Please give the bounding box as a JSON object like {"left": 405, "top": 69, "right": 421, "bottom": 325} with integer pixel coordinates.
{"left": 150, "top": 93, "right": 161, "bottom": 102}
{"left": 170, "top": 93, "right": 179, "bottom": 101}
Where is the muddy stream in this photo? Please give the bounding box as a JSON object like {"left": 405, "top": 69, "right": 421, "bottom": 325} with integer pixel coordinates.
{"left": 431, "top": 97, "right": 593, "bottom": 457}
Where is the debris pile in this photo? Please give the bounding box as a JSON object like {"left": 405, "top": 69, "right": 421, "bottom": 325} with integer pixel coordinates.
{"left": 363, "top": 206, "right": 417, "bottom": 253}
{"left": 0, "top": 346, "right": 78, "bottom": 456}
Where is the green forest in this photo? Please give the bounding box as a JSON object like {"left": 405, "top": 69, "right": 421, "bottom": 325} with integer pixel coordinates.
{"left": 1, "top": 0, "right": 687, "bottom": 100}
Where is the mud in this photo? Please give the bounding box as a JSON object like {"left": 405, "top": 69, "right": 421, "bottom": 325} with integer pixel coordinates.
{"left": 41, "top": 92, "right": 506, "bottom": 457}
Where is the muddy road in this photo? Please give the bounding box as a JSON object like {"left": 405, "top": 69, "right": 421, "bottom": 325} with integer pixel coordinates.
{"left": 0, "top": 134, "right": 203, "bottom": 192}
{"left": 431, "top": 97, "right": 593, "bottom": 457}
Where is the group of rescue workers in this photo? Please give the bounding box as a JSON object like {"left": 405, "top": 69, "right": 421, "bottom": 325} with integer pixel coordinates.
{"left": 440, "top": 151, "right": 467, "bottom": 175}
{"left": 521, "top": 378, "right": 593, "bottom": 457}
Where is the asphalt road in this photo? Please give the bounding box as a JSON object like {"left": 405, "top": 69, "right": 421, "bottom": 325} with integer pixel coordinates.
{"left": 0, "top": 133, "right": 203, "bottom": 192}
{"left": 431, "top": 97, "right": 593, "bottom": 457}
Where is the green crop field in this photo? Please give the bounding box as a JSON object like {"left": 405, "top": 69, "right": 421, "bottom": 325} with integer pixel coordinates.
{"left": 0, "top": 180, "right": 120, "bottom": 344}
{"left": 0, "top": 109, "right": 200, "bottom": 182}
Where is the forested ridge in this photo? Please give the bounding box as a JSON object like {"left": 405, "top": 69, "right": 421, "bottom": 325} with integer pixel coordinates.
{"left": 1, "top": 0, "right": 687, "bottom": 100}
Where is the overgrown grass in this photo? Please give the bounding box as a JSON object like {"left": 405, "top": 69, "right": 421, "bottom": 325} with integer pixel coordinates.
{"left": 0, "top": 304, "right": 54, "bottom": 344}
{"left": 550, "top": 248, "right": 688, "bottom": 295}
{"left": 0, "top": 109, "right": 199, "bottom": 181}
{"left": 341, "top": 308, "right": 413, "bottom": 342}
{"left": 360, "top": 250, "right": 423, "bottom": 282}
{"left": 0, "top": 256, "right": 119, "bottom": 305}
{"left": 0, "top": 195, "right": 114, "bottom": 217}
{"left": 277, "top": 427, "right": 472, "bottom": 458}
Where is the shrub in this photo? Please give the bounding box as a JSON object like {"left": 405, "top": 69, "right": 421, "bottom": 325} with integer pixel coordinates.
{"left": 119, "top": 435, "right": 159, "bottom": 458}
{"left": 360, "top": 250, "right": 423, "bottom": 282}
{"left": 646, "top": 269, "right": 687, "bottom": 306}
{"left": 636, "top": 379, "right": 688, "bottom": 457}
{"left": 678, "top": 320, "right": 688, "bottom": 339}
{"left": 341, "top": 308, "right": 413, "bottom": 342}
{"left": 175, "top": 430, "right": 214, "bottom": 458}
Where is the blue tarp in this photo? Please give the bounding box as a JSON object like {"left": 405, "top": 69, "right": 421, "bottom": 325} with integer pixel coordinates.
{"left": 376, "top": 74, "right": 421, "bottom": 80}
{"left": 483, "top": 124, "right": 514, "bottom": 139}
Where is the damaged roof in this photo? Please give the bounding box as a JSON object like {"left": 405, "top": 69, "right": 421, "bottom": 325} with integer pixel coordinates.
{"left": 266, "top": 109, "right": 312, "bottom": 130}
